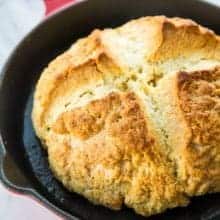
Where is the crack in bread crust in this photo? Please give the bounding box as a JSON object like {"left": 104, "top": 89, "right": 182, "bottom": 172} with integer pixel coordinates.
{"left": 48, "top": 92, "right": 188, "bottom": 214}
{"left": 32, "top": 16, "right": 220, "bottom": 217}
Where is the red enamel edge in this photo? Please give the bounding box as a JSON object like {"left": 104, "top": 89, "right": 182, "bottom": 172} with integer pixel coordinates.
{"left": 44, "top": 0, "right": 76, "bottom": 16}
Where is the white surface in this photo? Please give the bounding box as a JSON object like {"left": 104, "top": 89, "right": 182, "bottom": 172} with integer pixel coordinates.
{"left": 0, "top": 184, "right": 59, "bottom": 220}
{"left": 205, "top": 0, "right": 220, "bottom": 6}
{"left": 0, "top": 0, "right": 45, "bottom": 67}
{"left": 0, "top": 0, "right": 219, "bottom": 220}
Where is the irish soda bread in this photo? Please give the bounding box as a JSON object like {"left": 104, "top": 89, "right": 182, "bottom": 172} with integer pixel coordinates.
{"left": 32, "top": 16, "right": 220, "bottom": 217}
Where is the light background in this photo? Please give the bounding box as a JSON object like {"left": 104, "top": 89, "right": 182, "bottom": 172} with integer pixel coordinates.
{"left": 0, "top": 0, "right": 219, "bottom": 219}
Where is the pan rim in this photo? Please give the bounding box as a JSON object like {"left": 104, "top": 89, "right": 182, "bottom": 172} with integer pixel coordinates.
{"left": 0, "top": 0, "right": 219, "bottom": 219}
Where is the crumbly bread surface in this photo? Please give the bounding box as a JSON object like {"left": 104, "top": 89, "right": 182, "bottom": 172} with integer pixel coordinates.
{"left": 32, "top": 16, "right": 220, "bottom": 217}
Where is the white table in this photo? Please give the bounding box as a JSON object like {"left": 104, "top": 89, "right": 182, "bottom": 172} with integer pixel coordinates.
{"left": 0, "top": 0, "right": 219, "bottom": 219}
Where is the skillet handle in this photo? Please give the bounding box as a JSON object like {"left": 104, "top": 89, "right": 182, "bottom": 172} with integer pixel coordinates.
{"left": 0, "top": 138, "right": 32, "bottom": 193}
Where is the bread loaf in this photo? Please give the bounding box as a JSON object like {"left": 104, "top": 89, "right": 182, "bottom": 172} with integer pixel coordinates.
{"left": 32, "top": 16, "right": 220, "bottom": 217}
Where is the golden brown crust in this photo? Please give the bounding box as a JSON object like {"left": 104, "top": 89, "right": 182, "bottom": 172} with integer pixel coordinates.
{"left": 48, "top": 91, "right": 188, "bottom": 214}
{"left": 32, "top": 16, "right": 220, "bottom": 217}
{"left": 149, "top": 16, "right": 219, "bottom": 61}
{"left": 177, "top": 68, "right": 220, "bottom": 194}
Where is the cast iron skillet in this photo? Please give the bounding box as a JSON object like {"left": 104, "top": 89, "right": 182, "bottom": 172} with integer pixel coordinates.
{"left": 0, "top": 0, "right": 220, "bottom": 219}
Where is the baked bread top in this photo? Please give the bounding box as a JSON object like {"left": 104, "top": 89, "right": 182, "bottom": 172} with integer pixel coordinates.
{"left": 32, "top": 16, "right": 220, "bottom": 217}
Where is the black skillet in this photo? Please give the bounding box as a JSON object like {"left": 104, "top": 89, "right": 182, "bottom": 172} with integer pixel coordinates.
{"left": 0, "top": 0, "right": 220, "bottom": 219}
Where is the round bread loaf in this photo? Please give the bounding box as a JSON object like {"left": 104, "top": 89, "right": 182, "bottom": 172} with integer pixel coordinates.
{"left": 32, "top": 16, "right": 220, "bottom": 217}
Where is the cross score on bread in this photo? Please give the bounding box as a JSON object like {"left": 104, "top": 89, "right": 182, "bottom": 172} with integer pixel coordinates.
{"left": 32, "top": 16, "right": 220, "bottom": 217}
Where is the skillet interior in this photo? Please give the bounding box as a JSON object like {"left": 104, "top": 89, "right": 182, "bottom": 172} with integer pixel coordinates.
{"left": 0, "top": 0, "right": 220, "bottom": 219}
